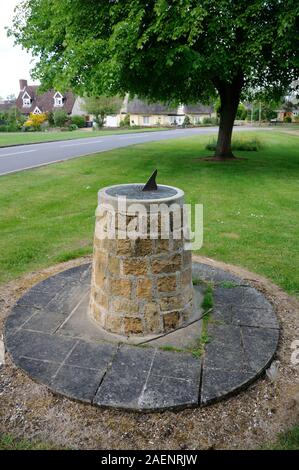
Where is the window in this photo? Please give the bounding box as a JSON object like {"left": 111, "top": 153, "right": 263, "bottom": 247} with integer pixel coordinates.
{"left": 54, "top": 92, "right": 63, "bottom": 107}
{"left": 143, "top": 116, "right": 150, "bottom": 125}
{"left": 33, "top": 107, "right": 41, "bottom": 114}
{"left": 22, "top": 92, "right": 31, "bottom": 107}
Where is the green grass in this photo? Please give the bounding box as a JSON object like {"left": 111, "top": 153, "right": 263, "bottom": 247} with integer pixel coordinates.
{"left": 0, "top": 127, "right": 168, "bottom": 147}
{"left": 0, "top": 130, "right": 298, "bottom": 298}
{"left": 263, "top": 426, "right": 299, "bottom": 450}
{"left": 206, "top": 137, "right": 262, "bottom": 151}
{"left": 0, "top": 433, "right": 63, "bottom": 450}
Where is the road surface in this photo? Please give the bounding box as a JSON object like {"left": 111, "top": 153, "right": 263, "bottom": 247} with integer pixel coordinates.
{"left": 0, "top": 127, "right": 270, "bottom": 176}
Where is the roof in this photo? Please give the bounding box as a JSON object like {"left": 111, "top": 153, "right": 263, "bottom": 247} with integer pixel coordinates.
{"left": 183, "top": 104, "right": 214, "bottom": 114}
{"left": 16, "top": 86, "right": 76, "bottom": 114}
{"left": 126, "top": 97, "right": 214, "bottom": 115}
{"left": 126, "top": 97, "right": 178, "bottom": 115}
{"left": 0, "top": 100, "right": 16, "bottom": 112}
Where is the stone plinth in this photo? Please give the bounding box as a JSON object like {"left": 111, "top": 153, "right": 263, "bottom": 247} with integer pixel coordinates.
{"left": 89, "top": 183, "right": 193, "bottom": 336}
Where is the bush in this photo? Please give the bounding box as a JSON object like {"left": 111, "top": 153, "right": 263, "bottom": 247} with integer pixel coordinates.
{"left": 202, "top": 116, "right": 218, "bottom": 125}
{"left": 47, "top": 111, "right": 55, "bottom": 126}
{"left": 120, "top": 114, "right": 130, "bottom": 127}
{"left": 53, "top": 109, "right": 68, "bottom": 127}
{"left": 71, "top": 115, "right": 86, "bottom": 128}
{"left": 236, "top": 104, "right": 247, "bottom": 120}
{"left": 206, "top": 137, "right": 262, "bottom": 152}
{"left": 182, "top": 115, "right": 191, "bottom": 127}
{"left": 68, "top": 123, "right": 78, "bottom": 131}
{"left": 283, "top": 115, "right": 292, "bottom": 123}
{"left": 24, "top": 112, "right": 47, "bottom": 131}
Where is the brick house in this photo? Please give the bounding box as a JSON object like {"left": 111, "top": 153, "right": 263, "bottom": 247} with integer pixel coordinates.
{"left": 15, "top": 79, "right": 87, "bottom": 119}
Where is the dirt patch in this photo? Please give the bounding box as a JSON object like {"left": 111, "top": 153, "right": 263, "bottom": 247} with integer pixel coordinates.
{"left": 0, "top": 255, "right": 298, "bottom": 450}
{"left": 221, "top": 232, "right": 240, "bottom": 240}
{"left": 194, "top": 156, "right": 247, "bottom": 163}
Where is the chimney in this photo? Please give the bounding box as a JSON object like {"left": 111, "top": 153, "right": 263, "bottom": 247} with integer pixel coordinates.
{"left": 19, "top": 79, "right": 28, "bottom": 91}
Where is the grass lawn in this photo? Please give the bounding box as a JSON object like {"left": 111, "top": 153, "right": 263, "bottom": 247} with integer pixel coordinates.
{"left": 0, "top": 127, "right": 169, "bottom": 147}
{"left": 0, "top": 130, "right": 298, "bottom": 298}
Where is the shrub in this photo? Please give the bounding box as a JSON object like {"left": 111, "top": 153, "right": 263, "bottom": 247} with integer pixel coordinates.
{"left": 47, "top": 111, "right": 55, "bottom": 126}
{"left": 283, "top": 115, "right": 292, "bottom": 123}
{"left": 202, "top": 116, "right": 218, "bottom": 125}
{"left": 182, "top": 115, "right": 191, "bottom": 127}
{"left": 23, "top": 113, "right": 47, "bottom": 131}
{"left": 53, "top": 109, "right": 68, "bottom": 127}
{"left": 120, "top": 114, "right": 130, "bottom": 127}
{"left": 68, "top": 123, "right": 78, "bottom": 131}
{"left": 236, "top": 103, "right": 247, "bottom": 120}
{"left": 71, "top": 115, "right": 85, "bottom": 128}
{"left": 206, "top": 137, "right": 262, "bottom": 152}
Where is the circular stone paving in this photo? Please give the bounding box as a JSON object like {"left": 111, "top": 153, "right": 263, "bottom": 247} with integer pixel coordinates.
{"left": 4, "top": 262, "right": 279, "bottom": 411}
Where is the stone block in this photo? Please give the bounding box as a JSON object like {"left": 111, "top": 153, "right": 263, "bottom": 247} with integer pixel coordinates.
{"left": 93, "top": 289, "right": 109, "bottom": 309}
{"left": 136, "top": 278, "right": 153, "bottom": 299}
{"left": 134, "top": 238, "right": 153, "bottom": 256}
{"left": 122, "top": 258, "right": 148, "bottom": 275}
{"left": 110, "top": 298, "right": 138, "bottom": 315}
{"left": 157, "top": 275, "right": 177, "bottom": 293}
{"left": 144, "top": 303, "right": 160, "bottom": 333}
{"left": 105, "top": 315, "right": 123, "bottom": 333}
{"left": 110, "top": 278, "right": 132, "bottom": 297}
{"left": 181, "top": 269, "right": 192, "bottom": 288}
{"left": 124, "top": 317, "right": 143, "bottom": 335}
{"left": 159, "top": 295, "right": 182, "bottom": 312}
{"left": 108, "top": 256, "right": 120, "bottom": 275}
{"left": 152, "top": 253, "right": 182, "bottom": 274}
{"left": 116, "top": 239, "right": 132, "bottom": 255}
{"left": 155, "top": 239, "right": 171, "bottom": 254}
{"left": 163, "top": 311, "right": 180, "bottom": 330}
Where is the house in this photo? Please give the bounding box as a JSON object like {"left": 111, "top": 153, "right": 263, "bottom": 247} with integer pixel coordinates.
{"left": 15, "top": 79, "right": 88, "bottom": 120}
{"left": 104, "top": 96, "right": 215, "bottom": 127}
{"left": 276, "top": 108, "right": 299, "bottom": 122}
{"left": 0, "top": 98, "right": 16, "bottom": 113}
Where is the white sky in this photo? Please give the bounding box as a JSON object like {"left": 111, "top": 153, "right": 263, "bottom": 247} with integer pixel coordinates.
{"left": 0, "top": 0, "right": 39, "bottom": 98}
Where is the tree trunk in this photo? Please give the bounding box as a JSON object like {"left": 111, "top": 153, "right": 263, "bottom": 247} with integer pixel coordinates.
{"left": 214, "top": 75, "right": 244, "bottom": 159}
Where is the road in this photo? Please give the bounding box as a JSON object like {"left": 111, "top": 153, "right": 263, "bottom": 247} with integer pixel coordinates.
{"left": 0, "top": 126, "right": 270, "bottom": 176}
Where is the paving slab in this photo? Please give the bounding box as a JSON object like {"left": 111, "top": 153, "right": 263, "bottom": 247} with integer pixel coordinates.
{"left": 51, "top": 365, "right": 104, "bottom": 403}
{"left": 5, "top": 261, "right": 280, "bottom": 411}
{"left": 201, "top": 367, "right": 255, "bottom": 405}
{"left": 94, "top": 345, "right": 156, "bottom": 409}
{"left": 17, "top": 357, "right": 61, "bottom": 385}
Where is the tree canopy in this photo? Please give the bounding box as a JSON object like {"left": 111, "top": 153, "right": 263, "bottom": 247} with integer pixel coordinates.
{"left": 9, "top": 0, "right": 299, "bottom": 158}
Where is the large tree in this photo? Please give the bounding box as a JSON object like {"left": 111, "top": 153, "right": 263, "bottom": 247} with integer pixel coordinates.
{"left": 9, "top": 0, "right": 298, "bottom": 159}
{"left": 83, "top": 96, "right": 123, "bottom": 128}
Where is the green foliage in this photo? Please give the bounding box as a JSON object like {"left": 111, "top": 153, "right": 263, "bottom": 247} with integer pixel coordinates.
{"left": 68, "top": 123, "right": 78, "bottom": 131}
{"left": 202, "top": 284, "right": 214, "bottom": 311}
{"left": 47, "top": 111, "right": 55, "bottom": 126}
{"left": 263, "top": 426, "right": 299, "bottom": 450}
{"left": 0, "top": 434, "right": 64, "bottom": 450}
{"left": 83, "top": 96, "right": 122, "bottom": 128}
{"left": 206, "top": 137, "right": 262, "bottom": 151}
{"left": 8, "top": 1, "right": 298, "bottom": 103}
{"left": 120, "top": 114, "right": 131, "bottom": 127}
{"left": 71, "top": 115, "right": 86, "bottom": 128}
{"left": 53, "top": 109, "right": 68, "bottom": 127}
{"left": 202, "top": 116, "right": 218, "bottom": 125}
{"left": 8, "top": 1, "right": 298, "bottom": 157}
{"left": 284, "top": 115, "right": 292, "bottom": 123}
{"left": 0, "top": 106, "right": 25, "bottom": 131}
{"left": 183, "top": 115, "right": 191, "bottom": 127}
{"left": 236, "top": 103, "right": 247, "bottom": 120}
